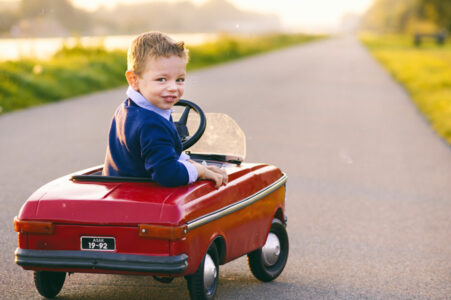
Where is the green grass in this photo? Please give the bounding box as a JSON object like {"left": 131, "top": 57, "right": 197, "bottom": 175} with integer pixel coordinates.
{"left": 0, "top": 33, "right": 324, "bottom": 114}
{"left": 0, "top": 45, "right": 126, "bottom": 113}
{"left": 360, "top": 34, "right": 451, "bottom": 145}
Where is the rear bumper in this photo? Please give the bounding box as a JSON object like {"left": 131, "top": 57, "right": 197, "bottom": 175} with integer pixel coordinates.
{"left": 15, "top": 248, "right": 188, "bottom": 274}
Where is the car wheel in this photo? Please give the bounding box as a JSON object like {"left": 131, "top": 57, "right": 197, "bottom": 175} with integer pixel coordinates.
{"left": 248, "top": 218, "right": 289, "bottom": 282}
{"left": 34, "top": 271, "right": 66, "bottom": 298}
{"left": 153, "top": 276, "right": 174, "bottom": 283}
{"left": 186, "top": 243, "right": 219, "bottom": 300}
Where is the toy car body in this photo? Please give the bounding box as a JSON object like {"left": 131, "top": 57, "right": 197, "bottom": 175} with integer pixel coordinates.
{"left": 14, "top": 103, "right": 288, "bottom": 300}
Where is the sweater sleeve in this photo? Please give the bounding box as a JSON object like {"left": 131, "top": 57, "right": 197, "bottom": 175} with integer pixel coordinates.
{"left": 140, "top": 121, "right": 190, "bottom": 187}
{"left": 178, "top": 153, "right": 198, "bottom": 184}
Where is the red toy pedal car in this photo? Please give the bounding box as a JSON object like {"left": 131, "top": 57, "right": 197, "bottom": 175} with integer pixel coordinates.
{"left": 14, "top": 100, "right": 288, "bottom": 300}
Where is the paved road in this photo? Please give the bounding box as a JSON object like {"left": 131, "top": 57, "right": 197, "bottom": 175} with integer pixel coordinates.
{"left": 1, "top": 36, "right": 450, "bottom": 299}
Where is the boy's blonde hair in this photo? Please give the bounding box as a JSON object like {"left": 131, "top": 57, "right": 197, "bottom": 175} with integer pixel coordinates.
{"left": 127, "top": 31, "right": 188, "bottom": 76}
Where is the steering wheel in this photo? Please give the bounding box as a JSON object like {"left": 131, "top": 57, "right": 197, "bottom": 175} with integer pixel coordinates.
{"left": 174, "top": 99, "right": 207, "bottom": 150}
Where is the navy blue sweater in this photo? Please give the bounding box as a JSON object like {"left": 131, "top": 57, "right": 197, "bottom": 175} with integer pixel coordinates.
{"left": 103, "top": 99, "right": 189, "bottom": 187}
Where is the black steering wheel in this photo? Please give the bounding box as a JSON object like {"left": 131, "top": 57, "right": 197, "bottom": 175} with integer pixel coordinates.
{"left": 174, "top": 99, "right": 207, "bottom": 150}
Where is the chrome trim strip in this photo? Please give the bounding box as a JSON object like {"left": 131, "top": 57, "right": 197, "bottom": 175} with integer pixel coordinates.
{"left": 187, "top": 173, "right": 287, "bottom": 231}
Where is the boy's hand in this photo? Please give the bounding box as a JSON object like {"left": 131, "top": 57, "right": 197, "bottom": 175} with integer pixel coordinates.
{"left": 205, "top": 165, "right": 228, "bottom": 187}
{"left": 191, "top": 161, "right": 228, "bottom": 188}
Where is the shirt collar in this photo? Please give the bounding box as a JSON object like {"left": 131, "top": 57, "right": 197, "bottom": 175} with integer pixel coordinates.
{"left": 126, "top": 86, "right": 172, "bottom": 121}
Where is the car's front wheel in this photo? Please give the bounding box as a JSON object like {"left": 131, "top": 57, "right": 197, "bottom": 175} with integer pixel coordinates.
{"left": 248, "top": 218, "right": 289, "bottom": 282}
{"left": 34, "top": 271, "right": 66, "bottom": 298}
{"left": 186, "top": 243, "right": 219, "bottom": 300}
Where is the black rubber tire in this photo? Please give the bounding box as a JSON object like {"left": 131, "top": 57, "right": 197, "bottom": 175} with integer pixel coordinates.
{"left": 153, "top": 276, "right": 174, "bottom": 283}
{"left": 186, "top": 243, "right": 219, "bottom": 300}
{"left": 34, "top": 271, "right": 66, "bottom": 298}
{"left": 247, "top": 218, "right": 289, "bottom": 282}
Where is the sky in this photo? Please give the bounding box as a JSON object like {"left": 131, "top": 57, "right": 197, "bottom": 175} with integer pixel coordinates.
{"left": 70, "top": 0, "right": 374, "bottom": 32}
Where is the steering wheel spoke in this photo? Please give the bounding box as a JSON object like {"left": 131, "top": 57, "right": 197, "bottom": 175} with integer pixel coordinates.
{"left": 179, "top": 106, "right": 191, "bottom": 125}
{"left": 173, "top": 100, "right": 206, "bottom": 150}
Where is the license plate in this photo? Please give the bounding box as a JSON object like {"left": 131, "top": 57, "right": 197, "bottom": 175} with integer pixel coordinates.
{"left": 81, "top": 236, "right": 116, "bottom": 251}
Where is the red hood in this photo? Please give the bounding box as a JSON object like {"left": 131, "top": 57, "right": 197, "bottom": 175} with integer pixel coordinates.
{"left": 18, "top": 163, "right": 282, "bottom": 226}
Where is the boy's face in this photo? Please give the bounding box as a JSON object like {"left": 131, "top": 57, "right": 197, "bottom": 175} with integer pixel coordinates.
{"left": 128, "top": 55, "right": 186, "bottom": 110}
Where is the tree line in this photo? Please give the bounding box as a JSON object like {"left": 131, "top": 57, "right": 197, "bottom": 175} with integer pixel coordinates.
{"left": 0, "top": 0, "right": 280, "bottom": 38}
{"left": 362, "top": 0, "right": 451, "bottom": 33}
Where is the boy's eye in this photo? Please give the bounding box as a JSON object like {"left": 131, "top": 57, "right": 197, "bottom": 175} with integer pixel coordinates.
{"left": 176, "top": 78, "right": 185, "bottom": 83}
{"left": 156, "top": 78, "right": 166, "bottom": 82}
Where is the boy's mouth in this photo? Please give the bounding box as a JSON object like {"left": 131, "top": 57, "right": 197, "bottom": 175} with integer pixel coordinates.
{"left": 162, "top": 96, "right": 177, "bottom": 103}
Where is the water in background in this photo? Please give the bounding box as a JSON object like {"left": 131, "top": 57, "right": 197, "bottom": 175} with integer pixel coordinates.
{"left": 0, "top": 33, "right": 217, "bottom": 61}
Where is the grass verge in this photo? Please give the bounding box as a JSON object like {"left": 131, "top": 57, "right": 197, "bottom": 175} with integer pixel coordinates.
{"left": 360, "top": 34, "right": 451, "bottom": 145}
{"left": 0, "top": 33, "right": 324, "bottom": 114}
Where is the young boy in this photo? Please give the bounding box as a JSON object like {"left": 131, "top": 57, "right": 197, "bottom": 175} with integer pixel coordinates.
{"left": 103, "top": 31, "right": 228, "bottom": 188}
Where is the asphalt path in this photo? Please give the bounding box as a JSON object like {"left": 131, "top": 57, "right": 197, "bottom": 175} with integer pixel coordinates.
{"left": 1, "top": 36, "right": 450, "bottom": 299}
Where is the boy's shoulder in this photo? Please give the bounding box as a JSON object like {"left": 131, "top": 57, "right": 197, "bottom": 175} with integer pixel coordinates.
{"left": 121, "top": 99, "right": 160, "bottom": 119}
{"left": 118, "top": 98, "right": 173, "bottom": 131}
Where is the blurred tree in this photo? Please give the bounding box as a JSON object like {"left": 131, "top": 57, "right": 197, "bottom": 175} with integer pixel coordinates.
{"left": 420, "top": 0, "right": 451, "bottom": 31}
{"left": 19, "top": 0, "right": 91, "bottom": 33}
{"left": 0, "top": 11, "right": 19, "bottom": 34}
{"left": 363, "top": 0, "right": 421, "bottom": 33}
{"left": 362, "top": 0, "right": 450, "bottom": 33}
{"left": 92, "top": 0, "right": 280, "bottom": 34}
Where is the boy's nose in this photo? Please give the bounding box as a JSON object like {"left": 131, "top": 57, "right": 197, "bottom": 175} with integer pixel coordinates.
{"left": 167, "top": 81, "right": 177, "bottom": 91}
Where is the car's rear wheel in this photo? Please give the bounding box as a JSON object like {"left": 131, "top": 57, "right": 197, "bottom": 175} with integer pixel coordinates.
{"left": 153, "top": 276, "right": 174, "bottom": 283}
{"left": 186, "top": 243, "right": 219, "bottom": 300}
{"left": 34, "top": 271, "right": 66, "bottom": 298}
{"left": 247, "top": 218, "right": 289, "bottom": 282}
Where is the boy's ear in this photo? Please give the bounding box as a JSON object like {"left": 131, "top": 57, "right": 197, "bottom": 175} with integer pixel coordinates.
{"left": 125, "top": 70, "right": 139, "bottom": 90}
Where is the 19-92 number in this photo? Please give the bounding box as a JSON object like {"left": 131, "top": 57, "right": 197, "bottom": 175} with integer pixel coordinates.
{"left": 81, "top": 236, "right": 115, "bottom": 251}
{"left": 88, "top": 242, "right": 108, "bottom": 249}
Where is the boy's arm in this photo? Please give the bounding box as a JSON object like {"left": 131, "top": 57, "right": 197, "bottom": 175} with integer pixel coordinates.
{"left": 178, "top": 153, "right": 198, "bottom": 184}
{"left": 140, "top": 121, "right": 227, "bottom": 188}
{"left": 141, "top": 123, "right": 191, "bottom": 187}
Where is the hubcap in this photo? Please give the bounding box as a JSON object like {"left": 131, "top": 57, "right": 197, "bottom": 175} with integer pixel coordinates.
{"left": 261, "top": 233, "right": 281, "bottom": 266}
{"left": 203, "top": 254, "right": 217, "bottom": 293}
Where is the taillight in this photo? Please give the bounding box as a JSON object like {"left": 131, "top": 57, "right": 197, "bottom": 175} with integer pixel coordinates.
{"left": 14, "top": 217, "right": 55, "bottom": 235}
{"left": 138, "top": 224, "right": 187, "bottom": 240}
